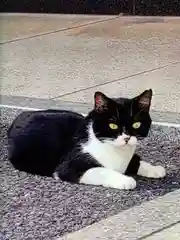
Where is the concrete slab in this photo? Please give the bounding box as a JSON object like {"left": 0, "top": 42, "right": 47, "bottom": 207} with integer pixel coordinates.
{"left": 59, "top": 63, "right": 180, "bottom": 113}
{"left": 1, "top": 22, "right": 180, "bottom": 100}
{"left": 0, "top": 13, "right": 116, "bottom": 44}
{"left": 66, "top": 16, "right": 180, "bottom": 40}
{"left": 58, "top": 190, "right": 180, "bottom": 240}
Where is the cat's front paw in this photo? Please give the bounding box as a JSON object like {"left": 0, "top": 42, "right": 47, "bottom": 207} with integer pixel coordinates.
{"left": 53, "top": 171, "right": 60, "bottom": 180}
{"left": 147, "top": 165, "right": 166, "bottom": 179}
{"left": 117, "top": 176, "right": 137, "bottom": 190}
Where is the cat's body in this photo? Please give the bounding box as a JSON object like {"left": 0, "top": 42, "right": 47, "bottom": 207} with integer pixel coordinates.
{"left": 8, "top": 110, "right": 86, "bottom": 177}
{"left": 8, "top": 90, "right": 166, "bottom": 189}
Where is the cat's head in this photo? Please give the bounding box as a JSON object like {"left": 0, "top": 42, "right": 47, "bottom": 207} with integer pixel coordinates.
{"left": 87, "top": 89, "right": 152, "bottom": 147}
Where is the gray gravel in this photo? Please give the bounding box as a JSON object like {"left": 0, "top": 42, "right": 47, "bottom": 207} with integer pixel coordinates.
{"left": 1, "top": 108, "right": 180, "bottom": 240}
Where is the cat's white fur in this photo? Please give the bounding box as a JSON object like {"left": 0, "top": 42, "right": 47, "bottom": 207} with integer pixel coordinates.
{"left": 80, "top": 123, "right": 166, "bottom": 190}
{"left": 137, "top": 161, "right": 166, "bottom": 178}
{"left": 82, "top": 123, "right": 137, "bottom": 172}
{"left": 79, "top": 167, "right": 137, "bottom": 190}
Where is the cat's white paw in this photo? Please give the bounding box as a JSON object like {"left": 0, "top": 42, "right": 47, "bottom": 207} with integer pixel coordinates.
{"left": 138, "top": 161, "right": 166, "bottom": 179}
{"left": 80, "top": 168, "right": 137, "bottom": 190}
{"left": 116, "top": 176, "right": 137, "bottom": 190}
{"left": 147, "top": 165, "right": 166, "bottom": 179}
{"left": 53, "top": 172, "right": 60, "bottom": 180}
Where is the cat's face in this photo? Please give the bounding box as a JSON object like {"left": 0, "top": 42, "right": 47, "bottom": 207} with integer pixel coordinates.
{"left": 88, "top": 90, "right": 152, "bottom": 147}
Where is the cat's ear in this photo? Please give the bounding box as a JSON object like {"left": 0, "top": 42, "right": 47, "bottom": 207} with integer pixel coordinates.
{"left": 94, "top": 91, "right": 108, "bottom": 112}
{"left": 135, "top": 89, "right": 153, "bottom": 112}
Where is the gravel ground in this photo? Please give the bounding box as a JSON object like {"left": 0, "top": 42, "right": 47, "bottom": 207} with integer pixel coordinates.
{"left": 1, "top": 108, "right": 180, "bottom": 240}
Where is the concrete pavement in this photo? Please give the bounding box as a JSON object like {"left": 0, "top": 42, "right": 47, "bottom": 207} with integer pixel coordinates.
{"left": 58, "top": 190, "right": 180, "bottom": 240}
{"left": 0, "top": 13, "right": 117, "bottom": 43}
{"left": 1, "top": 14, "right": 180, "bottom": 115}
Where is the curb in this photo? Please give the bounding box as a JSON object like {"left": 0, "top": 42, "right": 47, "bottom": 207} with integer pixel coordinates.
{"left": 1, "top": 94, "right": 180, "bottom": 125}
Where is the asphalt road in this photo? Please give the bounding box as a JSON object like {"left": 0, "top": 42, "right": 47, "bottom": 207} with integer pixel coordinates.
{"left": 1, "top": 107, "right": 180, "bottom": 240}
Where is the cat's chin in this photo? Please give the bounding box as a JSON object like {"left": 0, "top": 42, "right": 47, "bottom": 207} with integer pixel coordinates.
{"left": 114, "top": 142, "right": 136, "bottom": 147}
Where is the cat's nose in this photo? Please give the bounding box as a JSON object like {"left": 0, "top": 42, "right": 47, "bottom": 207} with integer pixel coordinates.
{"left": 124, "top": 136, "right": 130, "bottom": 143}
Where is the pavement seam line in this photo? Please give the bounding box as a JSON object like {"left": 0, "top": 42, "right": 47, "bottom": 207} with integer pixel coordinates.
{"left": 51, "top": 61, "right": 180, "bottom": 100}
{"left": 137, "top": 220, "right": 180, "bottom": 240}
{"left": 0, "top": 16, "right": 119, "bottom": 45}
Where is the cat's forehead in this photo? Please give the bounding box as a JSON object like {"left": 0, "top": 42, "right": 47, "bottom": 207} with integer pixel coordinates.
{"left": 108, "top": 103, "right": 126, "bottom": 119}
{"left": 107, "top": 98, "right": 148, "bottom": 120}
{"left": 118, "top": 99, "right": 140, "bottom": 116}
{"left": 116, "top": 101, "right": 130, "bottom": 113}
{"left": 112, "top": 100, "right": 138, "bottom": 120}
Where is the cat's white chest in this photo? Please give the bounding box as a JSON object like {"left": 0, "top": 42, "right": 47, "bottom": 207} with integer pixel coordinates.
{"left": 82, "top": 135, "right": 136, "bottom": 174}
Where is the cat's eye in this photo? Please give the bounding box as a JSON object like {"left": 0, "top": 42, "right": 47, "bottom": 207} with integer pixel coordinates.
{"left": 132, "top": 122, "right": 141, "bottom": 129}
{"left": 109, "top": 123, "right": 118, "bottom": 130}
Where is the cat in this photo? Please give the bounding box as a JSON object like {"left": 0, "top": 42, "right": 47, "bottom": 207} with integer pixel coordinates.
{"left": 7, "top": 89, "right": 166, "bottom": 190}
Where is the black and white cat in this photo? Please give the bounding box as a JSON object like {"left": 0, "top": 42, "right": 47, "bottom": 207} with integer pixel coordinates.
{"left": 7, "top": 89, "right": 166, "bottom": 190}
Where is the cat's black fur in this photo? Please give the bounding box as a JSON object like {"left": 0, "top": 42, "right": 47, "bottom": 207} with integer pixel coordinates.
{"left": 7, "top": 90, "right": 152, "bottom": 182}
